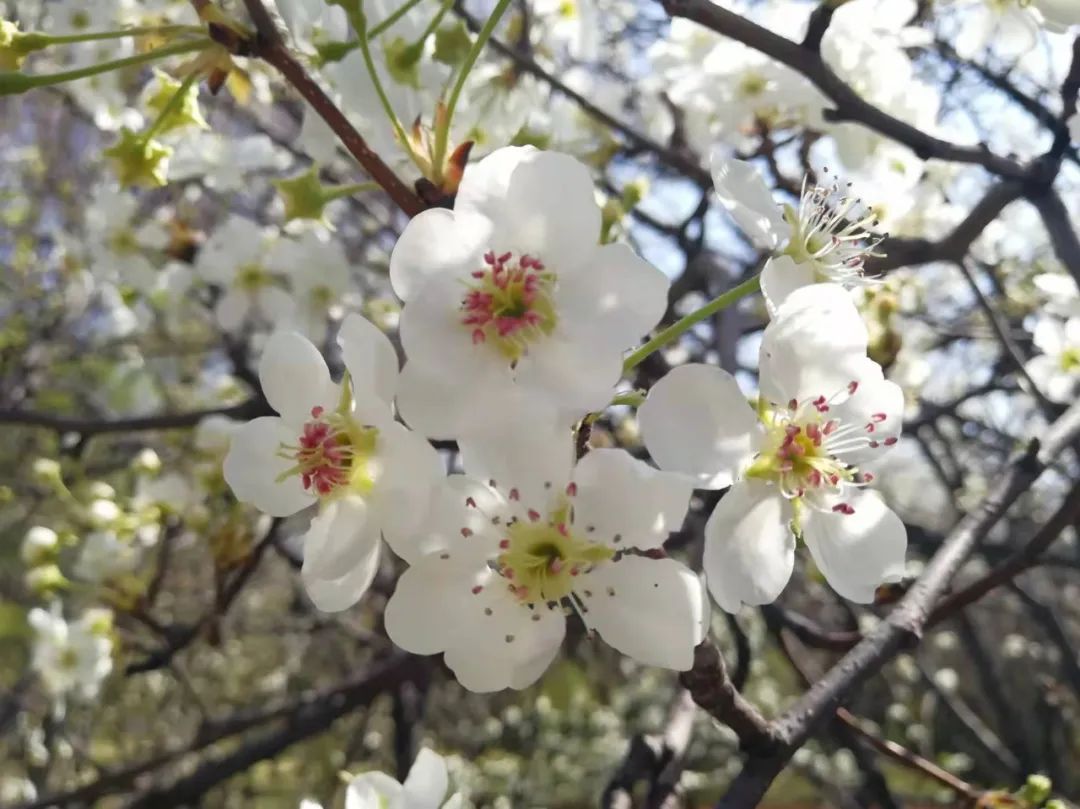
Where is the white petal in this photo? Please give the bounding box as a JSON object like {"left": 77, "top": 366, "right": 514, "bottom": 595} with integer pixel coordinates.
{"left": 223, "top": 417, "right": 315, "bottom": 516}
{"left": 760, "top": 254, "right": 817, "bottom": 318}
{"left": 338, "top": 313, "right": 400, "bottom": 408}
{"left": 302, "top": 533, "right": 381, "bottom": 612}
{"left": 579, "top": 556, "right": 704, "bottom": 670}
{"left": 386, "top": 475, "right": 507, "bottom": 565}
{"left": 457, "top": 147, "right": 601, "bottom": 273}
{"left": 758, "top": 283, "right": 869, "bottom": 404}
{"left": 639, "top": 364, "right": 761, "bottom": 489}
{"left": 554, "top": 243, "right": 669, "bottom": 350}
{"left": 395, "top": 360, "right": 515, "bottom": 441}
{"left": 403, "top": 749, "right": 449, "bottom": 807}
{"left": 1033, "top": 317, "right": 1066, "bottom": 356}
{"left": 398, "top": 273, "right": 493, "bottom": 382}
{"left": 803, "top": 489, "right": 907, "bottom": 603}
{"left": 301, "top": 496, "right": 374, "bottom": 580}
{"left": 709, "top": 150, "right": 789, "bottom": 250}
{"left": 258, "top": 330, "right": 338, "bottom": 425}
{"left": 366, "top": 423, "right": 443, "bottom": 557}
{"left": 384, "top": 551, "right": 492, "bottom": 656}
{"left": 829, "top": 366, "right": 904, "bottom": 465}
{"left": 346, "top": 774, "right": 404, "bottom": 809}
{"left": 389, "top": 207, "right": 491, "bottom": 301}
{"left": 215, "top": 288, "right": 250, "bottom": 332}
{"left": 458, "top": 420, "right": 575, "bottom": 513}
{"left": 570, "top": 449, "right": 692, "bottom": 550}
{"left": 256, "top": 286, "right": 297, "bottom": 323}
{"left": 703, "top": 481, "right": 795, "bottom": 613}
{"left": 512, "top": 334, "right": 624, "bottom": 418}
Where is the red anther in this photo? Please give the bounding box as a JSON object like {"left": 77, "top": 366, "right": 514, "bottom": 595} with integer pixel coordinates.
{"left": 866, "top": 423, "right": 875, "bottom": 433}
{"left": 527, "top": 509, "right": 541, "bottom": 522}
{"left": 465, "top": 497, "right": 477, "bottom": 508}
{"left": 828, "top": 474, "right": 839, "bottom": 485}
{"left": 883, "top": 437, "right": 898, "bottom": 446}
{"left": 471, "top": 270, "right": 485, "bottom": 278}
{"left": 472, "top": 329, "right": 486, "bottom": 344}
{"left": 556, "top": 523, "right": 568, "bottom": 536}
{"left": 823, "top": 420, "right": 838, "bottom": 435}
{"left": 498, "top": 251, "right": 512, "bottom": 263}
{"left": 549, "top": 558, "right": 564, "bottom": 574}
{"left": 471, "top": 585, "right": 483, "bottom": 594}
{"left": 831, "top": 503, "right": 855, "bottom": 515}
{"left": 310, "top": 406, "right": 324, "bottom": 418}
{"left": 863, "top": 472, "right": 875, "bottom": 482}
{"left": 483, "top": 251, "right": 495, "bottom": 264}
{"left": 508, "top": 488, "right": 520, "bottom": 501}
{"left": 869, "top": 440, "right": 880, "bottom": 448}
{"left": 565, "top": 482, "right": 577, "bottom": 496}
{"left": 848, "top": 381, "right": 859, "bottom": 395}
{"left": 870, "top": 412, "right": 887, "bottom": 422}
{"left": 460, "top": 527, "right": 473, "bottom": 538}
{"left": 499, "top": 539, "right": 510, "bottom": 549}
{"left": 788, "top": 398, "right": 798, "bottom": 410}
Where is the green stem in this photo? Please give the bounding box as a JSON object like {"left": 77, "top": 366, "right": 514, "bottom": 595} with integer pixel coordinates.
{"left": 142, "top": 70, "right": 199, "bottom": 140}
{"left": 323, "top": 181, "right": 380, "bottom": 201}
{"left": 367, "top": 0, "right": 429, "bottom": 40}
{"left": 417, "top": 0, "right": 454, "bottom": 42}
{"left": 622, "top": 274, "right": 761, "bottom": 374}
{"left": 22, "top": 25, "right": 203, "bottom": 47}
{"left": 1, "top": 39, "right": 209, "bottom": 97}
{"left": 352, "top": 9, "right": 422, "bottom": 169}
{"left": 432, "top": 0, "right": 512, "bottom": 172}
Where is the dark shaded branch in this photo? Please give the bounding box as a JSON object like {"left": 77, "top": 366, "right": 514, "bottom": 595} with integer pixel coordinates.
{"left": 0, "top": 399, "right": 266, "bottom": 436}
{"left": 659, "top": 0, "right": 1028, "bottom": 179}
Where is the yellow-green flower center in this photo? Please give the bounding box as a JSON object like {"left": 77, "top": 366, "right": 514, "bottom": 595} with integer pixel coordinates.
{"left": 277, "top": 401, "right": 379, "bottom": 500}
{"left": 496, "top": 504, "right": 613, "bottom": 603}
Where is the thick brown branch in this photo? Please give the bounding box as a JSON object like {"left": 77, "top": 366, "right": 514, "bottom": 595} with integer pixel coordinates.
{"left": 0, "top": 399, "right": 266, "bottom": 436}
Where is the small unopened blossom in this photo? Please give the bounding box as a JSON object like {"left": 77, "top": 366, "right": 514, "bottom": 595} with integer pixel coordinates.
{"left": 28, "top": 605, "right": 114, "bottom": 705}
{"left": 21, "top": 526, "right": 59, "bottom": 567}
{"left": 224, "top": 314, "right": 441, "bottom": 611}
{"left": 1025, "top": 315, "right": 1080, "bottom": 403}
{"left": 385, "top": 424, "right": 707, "bottom": 692}
{"left": 639, "top": 284, "right": 907, "bottom": 612}
{"left": 710, "top": 147, "right": 884, "bottom": 316}
{"left": 389, "top": 146, "right": 669, "bottom": 439}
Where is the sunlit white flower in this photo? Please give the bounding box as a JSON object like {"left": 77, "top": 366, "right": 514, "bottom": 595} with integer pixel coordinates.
{"left": 639, "top": 284, "right": 907, "bottom": 612}
{"left": 28, "top": 605, "right": 114, "bottom": 704}
{"left": 264, "top": 230, "right": 353, "bottom": 339}
{"left": 390, "top": 146, "right": 668, "bottom": 439}
{"left": 195, "top": 216, "right": 295, "bottom": 333}
{"left": 1068, "top": 112, "right": 1080, "bottom": 143}
{"left": 347, "top": 748, "right": 462, "bottom": 809}
{"left": 948, "top": 0, "right": 1040, "bottom": 60}
{"left": 224, "top": 315, "right": 441, "bottom": 611}
{"left": 711, "top": 148, "right": 884, "bottom": 315}
{"left": 385, "top": 423, "right": 707, "bottom": 692}
{"left": 1026, "top": 315, "right": 1080, "bottom": 403}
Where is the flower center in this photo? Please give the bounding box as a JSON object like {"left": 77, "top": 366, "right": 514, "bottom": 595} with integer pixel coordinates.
{"left": 236, "top": 263, "right": 272, "bottom": 292}
{"left": 495, "top": 504, "right": 613, "bottom": 603}
{"left": 461, "top": 250, "right": 557, "bottom": 364}
{"left": 783, "top": 176, "right": 885, "bottom": 282}
{"left": 277, "top": 406, "right": 378, "bottom": 498}
{"left": 745, "top": 383, "right": 896, "bottom": 514}
{"left": 1060, "top": 346, "right": 1080, "bottom": 373}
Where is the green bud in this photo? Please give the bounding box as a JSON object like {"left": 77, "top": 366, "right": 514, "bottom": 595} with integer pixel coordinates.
{"left": 273, "top": 165, "right": 333, "bottom": 224}
{"left": 104, "top": 127, "right": 172, "bottom": 188}
{"left": 433, "top": 21, "right": 473, "bottom": 66}
{"left": 26, "top": 564, "right": 69, "bottom": 597}
{"left": 144, "top": 70, "right": 208, "bottom": 135}
{"left": 620, "top": 178, "right": 648, "bottom": 209}
{"left": 0, "top": 68, "right": 37, "bottom": 96}
{"left": 31, "top": 458, "right": 63, "bottom": 487}
{"left": 1018, "top": 775, "right": 1052, "bottom": 806}
{"left": 132, "top": 448, "right": 162, "bottom": 475}
{"left": 0, "top": 20, "right": 48, "bottom": 71}
{"left": 313, "top": 38, "right": 358, "bottom": 66}
{"left": 384, "top": 36, "right": 423, "bottom": 87}
{"left": 21, "top": 526, "right": 59, "bottom": 567}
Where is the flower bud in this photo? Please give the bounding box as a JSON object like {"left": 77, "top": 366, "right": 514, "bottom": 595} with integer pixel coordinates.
{"left": 31, "top": 458, "right": 62, "bottom": 487}
{"left": 26, "top": 564, "right": 68, "bottom": 596}
{"left": 21, "top": 526, "right": 59, "bottom": 567}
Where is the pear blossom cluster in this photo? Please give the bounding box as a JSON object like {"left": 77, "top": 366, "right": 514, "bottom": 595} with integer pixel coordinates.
{"left": 220, "top": 143, "right": 906, "bottom": 694}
